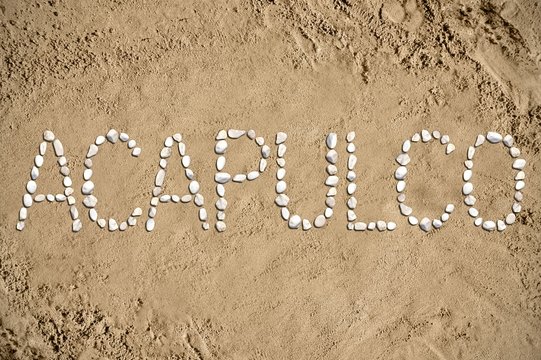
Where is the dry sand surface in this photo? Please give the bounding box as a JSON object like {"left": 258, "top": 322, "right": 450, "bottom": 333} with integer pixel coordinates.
{"left": 1, "top": 0, "right": 541, "bottom": 359}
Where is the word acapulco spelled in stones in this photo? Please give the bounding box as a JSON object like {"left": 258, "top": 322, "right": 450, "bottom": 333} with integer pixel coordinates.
{"left": 16, "top": 129, "right": 526, "bottom": 234}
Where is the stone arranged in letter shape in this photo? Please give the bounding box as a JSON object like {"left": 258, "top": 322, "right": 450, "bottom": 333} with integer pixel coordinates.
{"left": 273, "top": 132, "right": 338, "bottom": 230}
{"left": 395, "top": 130, "right": 456, "bottom": 232}
{"left": 17, "top": 130, "right": 82, "bottom": 232}
{"left": 463, "top": 131, "right": 526, "bottom": 232}
{"left": 82, "top": 130, "right": 143, "bottom": 232}
{"left": 213, "top": 129, "right": 268, "bottom": 232}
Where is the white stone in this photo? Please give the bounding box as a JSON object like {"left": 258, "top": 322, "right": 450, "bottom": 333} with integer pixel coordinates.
{"left": 173, "top": 133, "right": 182, "bottom": 142}
{"left": 441, "top": 213, "right": 450, "bottom": 222}
{"left": 52, "top": 139, "right": 64, "bottom": 157}
{"left": 181, "top": 194, "right": 193, "bottom": 203}
{"left": 70, "top": 206, "right": 79, "bottom": 220}
{"left": 247, "top": 130, "right": 256, "bottom": 140}
{"left": 261, "top": 145, "right": 270, "bottom": 158}
{"left": 482, "top": 220, "right": 496, "bottom": 231}
{"left": 60, "top": 166, "right": 70, "bottom": 176}
{"left": 255, "top": 137, "right": 265, "bottom": 146}
{"left": 63, "top": 176, "right": 72, "bottom": 187}
{"left": 216, "top": 221, "right": 226, "bottom": 232}
{"left": 127, "top": 216, "right": 136, "bottom": 226}
{"left": 247, "top": 171, "right": 259, "bottom": 180}
{"left": 277, "top": 144, "right": 286, "bottom": 157}
{"left": 159, "top": 147, "right": 171, "bottom": 159}
{"left": 276, "top": 158, "right": 285, "bottom": 167}
{"left": 108, "top": 219, "right": 118, "bottom": 231}
{"left": 515, "top": 171, "right": 525, "bottom": 180}
{"left": 396, "top": 180, "right": 406, "bottom": 193}
{"left": 474, "top": 217, "right": 483, "bottom": 227}
{"left": 189, "top": 181, "right": 200, "bottom": 194}
{"left": 228, "top": 129, "right": 245, "bottom": 139}
{"left": 475, "top": 134, "right": 485, "bottom": 147}
{"left": 127, "top": 139, "right": 136, "bottom": 149}
{"left": 72, "top": 219, "right": 82, "bottom": 232}
{"left": 421, "top": 130, "right": 431, "bottom": 142}
{"left": 119, "top": 222, "right": 128, "bottom": 231}
{"left": 276, "top": 181, "right": 287, "bottom": 193}
{"left": 326, "top": 150, "right": 338, "bottom": 164}
{"left": 497, "top": 220, "right": 506, "bottom": 231}
{"left": 512, "top": 202, "right": 522, "bottom": 213}
{"left": 346, "top": 171, "right": 356, "bottom": 181}
{"left": 464, "top": 195, "right": 476, "bottom": 206}
{"left": 402, "top": 140, "right": 411, "bottom": 152}
{"left": 120, "top": 133, "right": 130, "bottom": 142}
{"left": 19, "top": 207, "right": 27, "bottom": 220}
{"left": 58, "top": 156, "right": 67, "bottom": 166}
{"left": 39, "top": 141, "right": 47, "bottom": 156}
{"left": 96, "top": 135, "right": 106, "bottom": 145}
{"left": 446, "top": 143, "right": 455, "bottom": 154}
{"left": 347, "top": 210, "right": 356, "bottom": 221}
{"left": 419, "top": 217, "right": 431, "bottom": 232}
{"left": 185, "top": 169, "right": 194, "bottom": 180}
{"left": 515, "top": 181, "right": 525, "bottom": 191}
{"left": 215, "top": 140, "right": 228, "bottom": 154}
{"left": 31, "top": 166, "right": 39, "bottom": 180}
{"left": 347, "top": 143, "right": 355, "bottom": 153}
{"left": 145, "top": 219, "right": 155, "bottom": 231}
{"left": 463, "top": 182, "right": 473, "bottom": 195}
{"left": 288, "top": 215, "right": 302, "bottom": 229}
{"left": 432, "top": 131, "right": 441, "bottom": 139}
{"left": 347, "top": 183, "right": 356, "bottom": 195}
{"left": 89, "top": 209, "right": 98, "bottom": 222}
{"left": 440, "top": 135, "right": 449, "bottom": 144}
{"left": 155, "top": 169, "right": 165, "bottom": 187}
{"left": 233, "top": 174, "right": 246, "bottom": 182}
{"left": 199, "top": 208, "right": 208, "bottom": 221}
{"left": 43, "top": 130, "right": 55, "bottom": 142}
{"left": 346, "top": 132, "right": 355, "bottom": 142}
{"left": 34, "top": 155, "right": 44, "bottom": 167}
{"left": 399, "top": 203, "right": 412, "bottom": 216}
{"left": 486, "top": 132, "right": 502, "bottom": 143}
{"left": 132, "top": 147, "right": 141, "bottom": 157}
{"left": 468, "top": 207, "right": 479, "bottom": 217}
{"left": 26, "top": 180, "right": 37, "bottom": 194}
{"left": 325, "top": 176, "right": 339, "bottom": 186}
{"left": 354, "top": 222, "right": 367, "bottom": 231}
{"left": 281, "top": 207, "right": 290, "bottom": 220}
{"left": 512, "top": 159, "right": 526, "bottom": 170}
{"left": 376, "top": 220, "right": 387, "bottom": 231}
{"left": 277, "top": 168, "right": 286, "bottom": 180}
{"left": 216, "top": 156, "right": 226, "bottom": 171}
{"left": 408, "top": 216, "right": 419, "bottom": 225}
{"left": 216, "top": 198, "right": 228, "bottom": 210}
{"left": 84, "top": 159, "right": 92, "bottom": 168}
{"left": 23, "top": 193, "right": 33, "bottom": 207}
{"left": 55, "top": 194, "right": 66, "bottom": 202}
{"left": 367, "top": 222, "right": 376, "bottom": 230}
{"left": 148, "top": 207, "right": 157, "bottom": 218}
{"left": 327, "top": 187, "right": 337, "bottom": 197}
{"left": 397, "top": 193, "right": 406, "bottom": 203}
{"left": 182, "top": 155, "right": 191, "bottom": 168}
{"left": 347, "top": 197, "right": 357, "bottom": 209}
{"left": 160, "top": 195, "right": 171, "bottom": 202}
{"left": 505, "top": 213, "right": 516, "bottom": 225}
{"left": 396, "top": 153, "right": 410, "bottom": 166}
{"left": 387, "top": 222, "right": 397, "bottom": 231}
{"left": 302, "top": 219, "right": 312, "bottom": 230}
{"left": 215, "top": 172, "right": 231, "bottom": 184}
{"left": 324, "top": 207, "right": 333, "bottom": 218}
{"left": 86, "top": 144, "right": 98, "bottom": 158}
{"left": 433, "top": 219, "right": 443, "bottom": 229}
{"left": 464, "top": 160, "right": 473, "bottom": 169}
{"left": 46, "top": 194, "right": 55, "bottom": 202}
{"left": 216, "top": 130, "right": 227, "bottom": 140}
{"left": 463, "top": 169, "right": 472, "bottom": 181}
{"left": 395, "top": 166, "right": 407, "bottom": 180}
{"left": 326, "top": 133, "right": 337, "bottom": 149}
{"left": 509, "top": 147, "right": 520, "bottom": 158}
{"left": 260, "top": 159, "right": 268, "bottom": 172}
{"left": 106, "top": 129, "right": 119, "bottom": 143}
{"left": 314, "top": 215, "right": 326, "bottom": 228}
{"left": 348, "top": 154, "right": 357, "bottom": 170}
{"left": 83, "top": 195, "right": 97, "bottom": 208}
{"left": 276, "top": 132, "right": 287, "bottom": 144}
{"left": 467, "top": 146, "right": 475, "bottom": 160}
{"left": 503, "top": 135, "right": 513, "bottom": 147}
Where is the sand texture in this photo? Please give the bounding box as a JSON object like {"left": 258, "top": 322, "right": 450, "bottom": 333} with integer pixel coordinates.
{"left": 1, "top": 0, "right": 540, "bottom": 358}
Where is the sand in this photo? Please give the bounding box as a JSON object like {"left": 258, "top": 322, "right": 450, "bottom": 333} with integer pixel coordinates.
{"left": 1, "top": 0, "right": 540, "bottom": 358}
